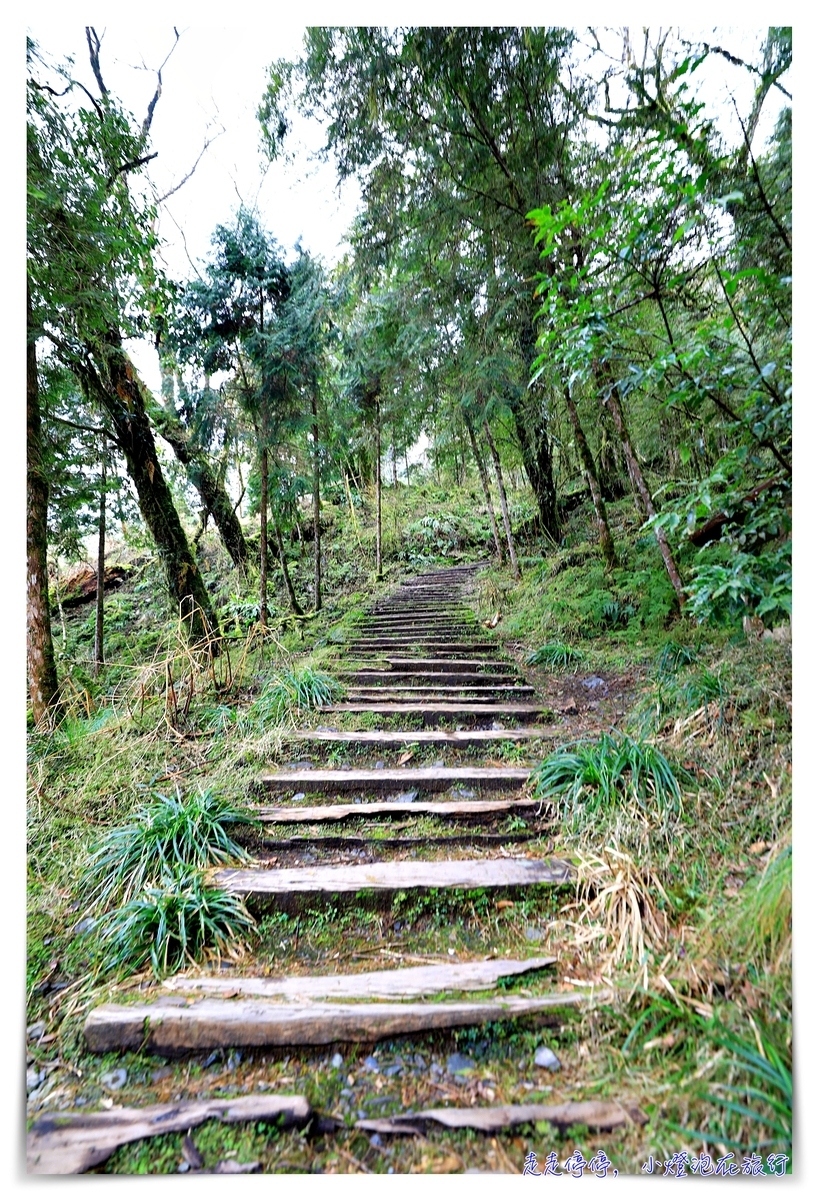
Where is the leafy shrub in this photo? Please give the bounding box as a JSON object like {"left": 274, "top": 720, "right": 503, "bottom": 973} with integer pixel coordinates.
{"left": 82, "top": 787, "right": 254, "bottom": 908}
{"left": 688, "top": 543, "right": 791, "bottom": 626}
{"left": 531, "top": 732, "right": 687, "bottom": 824}
{"left": 526, "top": 641, "right": 585, "bottom": 670}
{"left": 250, "top": 666, "right": 344, "bottom": 726}
{"left": 600, "top": 598, "right": 637, "bottom": 629}
{"left": 99, "top": 867, "right": 255, "bottom": 977}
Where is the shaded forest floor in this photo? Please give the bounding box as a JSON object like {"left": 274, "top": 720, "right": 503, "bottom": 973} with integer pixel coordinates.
{"left": 26, "top": 481, "right": 792, "bottom": 1175}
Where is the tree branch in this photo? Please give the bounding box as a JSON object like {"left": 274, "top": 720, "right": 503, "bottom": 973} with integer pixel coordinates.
{"left": 85, "top": 27, "right": 108, "bottom": 97}
{"left": 106, "top": 152, "right": 158, "bottom": 187}
{"left": 155, "top": 128, "right": 224, "bottom": 204}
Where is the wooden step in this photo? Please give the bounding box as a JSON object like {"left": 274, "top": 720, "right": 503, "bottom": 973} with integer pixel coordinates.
{"left": 287, "top": 727, "right": 559, "bottom": 745}
{"left": 345, "top": 687, "right": 535, "bottom": 701}
{"left": 322, "top": 703, "right": 545, "bottom": 723}
{"left": 215, "top": 856, "right": 571, "bottom": 897}
{"left": 349, "top": 642, "right": 497, "bottom": 654}
{"left": 85, "top": 991, "right": 586, "bottom": 1054}
{"left": 259, "top": 766, "right": 532, "bottom": 793}
{"left": 256, "top": 797, "right": 540, "bottom": 822}
{"left": 163, "top": 957, "right": 555, "bottom": 1000}
{"left": 379, "top": 658, "right": 512, "bottom": 672}
{"left": 345, "top": 672, "right": 522, "bottom": 685}
{"left": 357, "top": 1097, "right": 643, "bottom": 1137}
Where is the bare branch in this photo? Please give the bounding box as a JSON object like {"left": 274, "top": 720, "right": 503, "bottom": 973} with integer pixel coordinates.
{"left": 106, "top": 151, "right": 158, "bottom": 187}
{"left": 694, "top": 40, "right": 792, "bottom": 102}
{"left": 85, "top": 27, "right": 108, "bottom": 96}
{"left": 155, "top": 127, "right": 224, "bottom": 204}
{"left": 142, "top": 28, "right": 181, "bottom": 140}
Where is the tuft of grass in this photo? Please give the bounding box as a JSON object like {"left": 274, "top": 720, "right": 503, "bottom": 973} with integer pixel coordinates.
{"left": 81, "top": 787, "right": 255, "bottom": 909}
{"left": 98, "top": 867, "right": 255, "bottom": 977}
{"left": 656, "top": 639, "right": 698, "bottom": 675}
{"left": 526, "top": 641, "right": 584, "bottom": 670}
{"left": 250, "top": 666, "right": 345, "bottom": 727}
{"left": 531, "top": 732, "right": 688, "bottom": 829}
{"left": 731, "top": 834, "right": 792, "bottom": 973}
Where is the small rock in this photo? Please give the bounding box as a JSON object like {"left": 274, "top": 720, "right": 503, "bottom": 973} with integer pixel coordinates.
{"left": 27, "top": 1021, "right": 45, "bottom": 1041}
{"left": 364, "top": 1055, "right": 380, "bottom": 1072}
{"left": 387, "top": 790, "right": 418, "bottom": 803}
{"left": 446, "top": 1053, "right": 475, "bottom": 1075}
{"left": 524, "top": 926, "right": 544, "bottom": 942}
{"left": 491, "top": 721, "right": 504, "bottom": 731}
{"left": 383, "top": 1063, "right": 402, "bottom": 1077}
{"left": 100, "top": 1068, "right": 128, "bottom": 1090}
{"left": 177, "top": 1161, "right": 190, "bottom": 1174}
{"left": 354, "top": 797, "right": 362, "bottom": 804}
{"left": 430, "top": 1062, "right": 443, "bottom": 1078}
{"left": 291, "top": 792, "right": 306, "bottom": 802}
{"left": 331, "top": 1052, "right": 344, "bottom": 1069}
{"left": 413, "top": 1054, "right": 427, "bottom": 1069}
{"left": 432, "top": 760, "right": 446, "bottom": 768}
{"left": 357, "top": 1109, "right": 367, "bottom": 1120}
{"left": 449, "top": 787, "right": 476, "bottom": 799}
{"left": 340, "top": 1087, "right": 353, "bottom": 1098}
{"left": 226, "top": 1050, "right": 242, "bottom": 1070}
{"left": 374, "top": 760, "right": 386, "bottom": 769}
{"left": 151, "top": 1066, "right": 172, "bottom": 1083}
{"left": 370, "top": 1134, "right": 383, "bottom": 1148}
{"left": 72, "top": 917, "right": 96, "bottom": 936}
{"left": 534, "top": 1045, "right": 562, "bottom": 1072}
{"left": 582, "top": 675, "right": 607, "bottom": 691}
{"left": 26, "top": 1067, "right": 45, "bottom": 1091}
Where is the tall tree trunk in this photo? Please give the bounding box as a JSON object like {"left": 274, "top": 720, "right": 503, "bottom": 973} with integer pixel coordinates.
{"left": 79, "top": 339, "right": 219, "bottom": 647}
{"left": 155, "top": 352, "right": 249, "bottom": 571}
{"left": 596, "top": 403, "right": 630, "bottom": 501}
{"left": 27, "top": 289, "right": 63, "bottom": 724}
{"left": 563, "top": 387, "right": 618, "bottom": 570}
{"left": 93, "top": 434, "right": 107, "bottom": 676}
{"left": 391, "top": 425, "right": 398, "bottom": 486}
{"left": 275, "top": 524, "right": 304, "bottom": 615}
{"left": 312, "top": 393, "right": 322, "bottom": 612}
{"left": 600, "top": 370, "right": 686, "bottom": 608}
{"left": 483, "top": 420, "right": 520, "bottom": 579}
{"left": 515, "top": 321, "right": 561, "bottom": 540}
{"left": 465, "top": 415, "right": 505, "bottom": 562}
{"left": 375, "top": 397, "right": 383, "bottom": 579}
{"left": 259, "top": 445, "right": 268, "bottom": 627}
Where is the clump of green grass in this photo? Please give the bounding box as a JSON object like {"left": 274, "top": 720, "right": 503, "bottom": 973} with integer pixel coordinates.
{"left": 531, "top": 732, "right": 687, "bottom": 827}
{"left": 731, "top": 836, "right": 792, "bottom": 973}
{"left": 98, "top": 867, "right": 255, "bottom": 977}
{"left": 250, "top": 666, "right": 345, "bottom": 727}
{"left": 81, "top": 787, "right": 254, "bottom": 908}
{"left": 526, "top": 641, "right": 585, "bottom": 670}
{"left": 656, "top": 639, "right": 698, "bottom": 675}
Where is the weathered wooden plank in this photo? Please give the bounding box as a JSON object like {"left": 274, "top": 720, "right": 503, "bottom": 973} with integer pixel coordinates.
{"left": 348, "top": 643, "right": 497, "bottom": 654}
{"left": 260, "top": 766, "right": 531, "bottom": 793}
{"left": 163, "top": 957, "right": 556, "bottom": 1000}
{"left": 215, "top": 856, "right": 571, "bottom": 895}
{"left": 345, "top": 672, "right": 522, "bottom": 685}
{"left": 84, "top": 992, "right": 593, "bottom": 1055}
{"left": 345, "top": 687, "right": 535, "bottom": 700}
{"left": 381, "top": 659, "right": 512, "bottom": 671}
{"left": 321, "top": 700, "right": 544, "bottom": 710}
{"left": 27, "top": 1094, "right": 311, "bottom": 1175}
{"left": 256, "top": 798, "right": 540, "bottom": 822}
{"left": 287, "top": 728, "right": 559, "bottom": 744}
{"left": 356, "top": 1098, "right": 645, "bottom": 1137}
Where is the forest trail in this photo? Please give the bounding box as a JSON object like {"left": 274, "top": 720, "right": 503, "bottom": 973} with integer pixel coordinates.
{"left": 31, "top": 566, "right": 645, "bottom": 1174}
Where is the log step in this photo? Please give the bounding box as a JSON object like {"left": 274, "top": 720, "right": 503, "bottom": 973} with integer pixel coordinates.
{"left": 286, "top": 728, "right": 560, "bottom": 745}
{"left": 344, "top": 672, "right": 522, "bottom": 686}
{"left": 84, "top": 991, "right": 588, "bottom": 1054}
{"left": 215, "top": 856, "right": 571, "bottom": 896}
{"left": 255, "top": 797, "right": 540, "bottom": 822}
{"left": 322, "top": 703, "right": 546, "bottom": 723}
{"left": 163, "top": 956, "right": 556, "bottom": 1000}
{"left": 348, "top": 642, "right": 497, "bottom": 654}
{"left": 345, "top": 687, "right": 535, "bottom": 701}
{"left": 378, "top": 659, "right": 513, "bottom": 672}
{"left": 259, "top": 766, "right": 532, "bottom": 792}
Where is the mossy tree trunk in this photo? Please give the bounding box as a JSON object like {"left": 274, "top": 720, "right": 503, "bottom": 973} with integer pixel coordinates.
{"left": 563, "top": 386, "right": 618, "bottom": 570}
{"left": 93, "top": 434, "right": 106, "bottom": 676}
{"left": 26, "top": 288, "right": 63, "bottom": 724}
{"left": 483, "top": 420, "right": 520, "bottom": 579}
{"left": 80, "top": 336, "right": 220, "bottom": 648}
{"left": 465, "top": 414, "right": 505, "bottom": 562}
{"left": 312, "top": 393, "right": 322, "bottom": 612}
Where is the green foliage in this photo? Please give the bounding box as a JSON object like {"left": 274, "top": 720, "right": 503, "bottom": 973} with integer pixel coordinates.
{"left": 531, "top": 733, "right": 686, "bottom": 825}
{"left": 81, "top": 787, "right": 254, "bottom": 909}
{"left": 687, "top": 543, "right": 791, "bottom": 626}
{"left": 526, "top": 641, "right": 584, "bottom": 670}
{"left": 249, "top": 666, "right": 344, "bottom": 727}
{"left": 657, "top": 640, "right": 698, "bottom": 675}
{"left": 98, "top": 867, "right": 255, "bottom": 977}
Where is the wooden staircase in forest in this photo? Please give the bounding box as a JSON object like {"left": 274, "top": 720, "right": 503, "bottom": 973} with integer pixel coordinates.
{"left": 29, "top": 564, "right": 644, "bottom": 1174}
